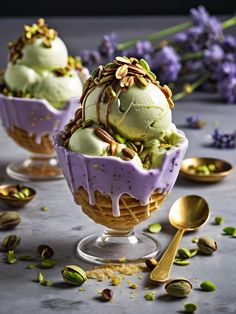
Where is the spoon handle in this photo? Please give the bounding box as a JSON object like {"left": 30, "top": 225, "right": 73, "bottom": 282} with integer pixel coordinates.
{"left": 150, "top": 229, "right": 185, "bottom": 283}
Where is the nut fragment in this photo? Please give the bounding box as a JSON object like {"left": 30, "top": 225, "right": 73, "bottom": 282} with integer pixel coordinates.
{"left": 37, "top": 244, "right": 54, "bottom": 259}
{"left": 145, "top": 258, "right": 158, "bottom": 270}
{"left": 94, "top": 127, "right": 114, "bottom": 144}
{"left": 122, "top": 147, "right": 136, "bottom": 159}
{"left": 101, "top": 288, "right": 113, "bottom": 301}
{"left": 115, "top": 64, "right": 128, "bottom": 79}
{"left": 165, "top": 278, "right": 192, "bottom": 297}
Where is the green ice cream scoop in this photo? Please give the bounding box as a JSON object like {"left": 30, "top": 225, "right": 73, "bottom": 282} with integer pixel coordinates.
{"left": 68, "top": 126, "right": 143, "bottom": 168}
{"left": 20, "top": 37, "right": 68, "bottom": 73}
{"left": 4, "top": 63, "right": 40, "bottom": 92}
{"left": 68, "top": 127, "right": 110, "bottom": 156}
{"left": 33, "top": 70, "right": 82, "bottom": 109}
{"left": 84, "top": 83, "right": 172, "bottom": 141}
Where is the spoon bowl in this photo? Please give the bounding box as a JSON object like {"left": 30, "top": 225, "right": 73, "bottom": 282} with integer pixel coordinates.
{"left": 150, "top": 195, "right": 210, "bottom": 283}
{"left": 169, "top": 195, "right": 210, "bottom": 230}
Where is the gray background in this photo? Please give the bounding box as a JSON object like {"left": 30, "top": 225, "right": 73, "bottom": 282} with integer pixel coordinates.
{"left": 0, "top": 17, "right": 236, "bottom": 314}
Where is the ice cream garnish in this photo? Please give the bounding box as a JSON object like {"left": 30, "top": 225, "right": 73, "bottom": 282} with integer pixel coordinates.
{"left": 8, "top": 18, "right": 57, "bottom": 64}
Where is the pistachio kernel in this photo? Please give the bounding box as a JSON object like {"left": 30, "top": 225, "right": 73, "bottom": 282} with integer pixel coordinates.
{"left": 147, "top": 223, "right": 162, "bottom": 234}
{"left": 40, "top": 258, "right": 56, "bottom": 269}
{"left": 178, "top": 247, "right": 191, "bottom": 259}
{"left": 174, "top": 259, "right": 190, "bottom": 266}
{"left": 184, "top": 303, "right": 198, "bottom": 313}
{"left": 215, "top": 216, "right": 224, "bottom": 225}
{"left": 223, "top": 226, "right": 236, "bottom": 235}
{"left": 200, "top": 280, "right": 216, "bottom": 292}
{"left": 7, "top": 250, "right": 17, "bottom": 264}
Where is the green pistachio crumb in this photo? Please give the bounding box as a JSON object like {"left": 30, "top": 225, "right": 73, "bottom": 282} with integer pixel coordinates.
{"left": 37, "top": 272, "right": 44, "bottom": 283}
{"left": 184, "top": 303, "right": 198, "bottom": 312}
{"left": 144, "top": 292, "right": 155, "bottom": 301}
{"left": 215, "top": 216, "right": 224, "bottom": 225}
{"left": 27, "top": 263, "right": 36, "bottom": 269}
{"left": 174, "top": 259, "right": 190, "bottom": 266}
{"left": 147, "top": 223, "right": 162, "bottom": 233}
{"left": 41, "top": 207, "right": 49, "bottom": 212}
{"left": 7, "top": 250, "right": 17, "bottom": 264}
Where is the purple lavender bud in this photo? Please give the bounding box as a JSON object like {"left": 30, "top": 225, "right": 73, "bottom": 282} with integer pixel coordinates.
{"left": 217, "top": 76, "right": 236, "bottom": 104}
{"left": 80, "top": 50, "right": 102, "bottom": 67}
{"left": 222, "top": 35, "right": 236, "bottom": 53}
{"left": 212, "top": 128, "right": 236, "bottom": 148}
{"left": 186, "top": 115, "right": 206, "bottom": 129}
{"left": 152, "top": 46, "right": 181, "bottom": 83}
{"left": 190, "top": 5, "right": 222, "bottom": 40}
{"left": 98, "top": 32, "right": 118, "bottom": 59}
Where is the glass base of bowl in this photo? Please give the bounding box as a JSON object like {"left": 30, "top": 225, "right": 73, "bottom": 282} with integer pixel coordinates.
{"left": 76, "top": 228, "right": 161, "bottom": 264}
{"left": 7, "top": 155, "right": 63, "bottom": 181}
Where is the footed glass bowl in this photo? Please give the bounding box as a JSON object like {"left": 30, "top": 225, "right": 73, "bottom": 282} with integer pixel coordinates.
{"left": 55, "top": 131, "right": 188, "bottom": 264}
{"left": 0, "top": 94, "right": 78, "bottom": 181}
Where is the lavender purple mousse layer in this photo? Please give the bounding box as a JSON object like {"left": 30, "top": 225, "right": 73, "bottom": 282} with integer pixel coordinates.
{"left": 0, "top": 94, "right": 79, "bottom": 144}
{"left": 54, "top": 131, "right": 188, "bottom": 217}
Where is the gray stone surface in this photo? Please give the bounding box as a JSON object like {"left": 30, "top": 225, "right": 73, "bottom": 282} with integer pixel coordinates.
{"left": 0, "top": 17, "right": 236, "bottom": 314}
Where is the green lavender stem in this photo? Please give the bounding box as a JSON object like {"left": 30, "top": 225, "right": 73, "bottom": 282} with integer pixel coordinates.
{"left": 117, "top": 15, "right": 236, "bottom": 52}
{"left": 222, "top": 16, "right": 236, "bottom": 30}
{"left": 117, "top": 22, "right": 192, "bottom": 51}
{"left": 173, "top": 74, "right": 209, "bottom": 101}
{"left": 181, "top": 51, "right": 204, "bottom": 61}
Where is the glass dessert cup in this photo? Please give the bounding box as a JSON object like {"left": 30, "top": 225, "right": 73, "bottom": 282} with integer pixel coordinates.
{"left": 55, "top": 132, "right": 188, "bottom": 264}
{"left": 0, "top": 94, "right": 78, "bottom": 181}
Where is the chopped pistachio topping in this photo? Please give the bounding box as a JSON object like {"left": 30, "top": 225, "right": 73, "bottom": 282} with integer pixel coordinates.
{"left": 8, "top": 18, "right": 58, "bottom": 64}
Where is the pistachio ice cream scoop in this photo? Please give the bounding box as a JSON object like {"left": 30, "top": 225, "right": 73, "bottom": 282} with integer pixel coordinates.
{"left": 65, "top": 56, "right": 184, "bottom": 169}
{"left": 84, "top": 82, "right": 173, "bottom": 141}
{"left": 2, "top": 18, "right": 85, "bottom": 109}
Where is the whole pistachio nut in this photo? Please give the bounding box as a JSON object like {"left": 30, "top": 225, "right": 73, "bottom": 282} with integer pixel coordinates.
{"left": 2, "top": 234, "right": 21, "bottom": 250}
{"left": 37, "top": 244, "right": 54, "bottom": 259}
{"left": 61, "top": 265, "right": 87, "bottom": 286}
{"left": 0, "top": 211, "right": 21, "bottom": 230}
{"left": 197, "top": 236, "right": 217, "bottom": 255}
{"left": 165, "top": 278, "right": 192, "bottom": 298}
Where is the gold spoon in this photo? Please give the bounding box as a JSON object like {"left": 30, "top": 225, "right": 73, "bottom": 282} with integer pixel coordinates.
{"left": 150, "top": 195, "right": 210, "bottom": 283}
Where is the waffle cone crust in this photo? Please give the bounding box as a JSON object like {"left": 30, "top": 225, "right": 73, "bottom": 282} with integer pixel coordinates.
{"left": 74, "top": 186, "right": 167, "bottom": 230}
{"left": 7, "top": 126, "right": 54, "bottom": 155}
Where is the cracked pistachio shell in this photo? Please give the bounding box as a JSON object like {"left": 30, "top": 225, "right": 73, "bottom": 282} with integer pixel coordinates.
{"left": 61, "top": 265, "right": 87, "bottom": 286}
{"left": 2, "top": 234, "right": 21, "bottom": 250}
{"left": 197, "top": 236, "right": 217, "bottom": 255}
{"left": 165, "top": 278, "right": 192, "bottom": 297}
{"left": 0, "top": 212, "right": 21, "bottom": 230}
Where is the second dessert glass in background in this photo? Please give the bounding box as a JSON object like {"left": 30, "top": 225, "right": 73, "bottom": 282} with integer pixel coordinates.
{"left": 0, "top": 19, "right": 88, "bottom": 180}
{"left": 55, "top": 56, "right": 188, "bottom": 264}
